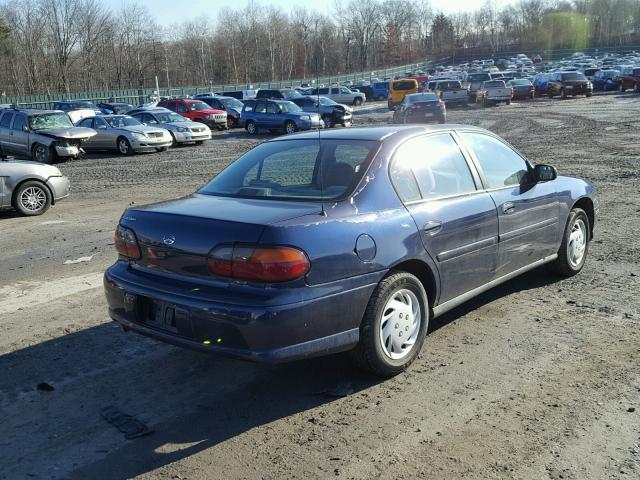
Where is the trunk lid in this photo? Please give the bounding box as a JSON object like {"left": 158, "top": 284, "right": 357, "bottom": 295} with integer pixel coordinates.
{"left": 120, "top": 194, "right": 320, "bottom": 280}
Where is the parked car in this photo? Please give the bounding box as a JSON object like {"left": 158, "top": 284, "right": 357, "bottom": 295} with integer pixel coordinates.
{"left": 532, "top": 72, "right": 552, "bottom": 95}
{"left": 76, "top": 115, "right": 172, "bottom": 155}
{"left": 428, "top": 80, "right": 468, "bottom": 106}
{"left": 0, "top": 108, "right": 96, "bottom": 164}
{"left": 212, "top": 89, "right": 258, "bottom": 100}
{"left": 97, "top": 102, "right": 134, "bottom": 114}
{"left": 617, "top": 67, "right": 640, "bottom": 92}
{"left": 311, "top": 86, "right": 366, "bottom": 106}
{"left": 392, "top": 92, "right": 445, "bottom": 124}
{"left": 464, "top": 72, "right": 492, "bottom": 100}
{"left": 255, "top": 88, "right": 304, "bottom": 101}
{"left": 195, "top": 96, "right": 244, "bottom": 128}
{"left": 547, "top": 72, "right": 593, "bottom": 98}
{"left": 104, "top": 125, "right": 597, "bottom": 376}
{"left": 476, "top": 80, "right": 513, "bottom": 106}
{"left": 290, "top": 96, "right": 353, "bottom": 128}
{"left": 157, "top": 99, "right": 227, "bottom": 130}
{"left": 128, "top": 107, "right": 211, "bottom": 145}
{"left": 240, "top": 99, "right": 322, "bottom": 134}
{"left": 52, "top": 101, "right": 102, "bottom": 123}
{"left": 370, "top": 81, "right": 390, "bottom": 101}
{"left": 0, "top": 158, "right": 70, "bottom": 216}
{"left": 591, "top": 69, "right": 620, "bottom": 91}
{"left": 388, "top": 79, "right": 419, "bottom": 110}
{"left": 508, "top": 79, "right": 535, "bottom": 99}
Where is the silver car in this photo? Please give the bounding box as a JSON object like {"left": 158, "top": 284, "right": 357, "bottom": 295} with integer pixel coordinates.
{"left": 128, "top": 108, "right": 211, "bottom": 145}
{"left": 76, "top": 115, "right": 173, "bottom": 155}
{"left": 0, "top": 109, "right": 96, "bottom": 164}
{"left": 0, "top": 159, "right": 70, "bottom": 216}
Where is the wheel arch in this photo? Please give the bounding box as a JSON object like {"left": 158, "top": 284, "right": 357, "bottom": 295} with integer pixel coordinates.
{"left": 572, "top": 196, "right": 595, "bottom": 240}
{"left": 388, "top": 258, "right": 438, "bottom": 309}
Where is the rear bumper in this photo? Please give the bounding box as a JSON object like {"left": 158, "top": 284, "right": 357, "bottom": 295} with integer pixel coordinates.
{"left": 104, "top": 264, "right": 379, "bottom": 362}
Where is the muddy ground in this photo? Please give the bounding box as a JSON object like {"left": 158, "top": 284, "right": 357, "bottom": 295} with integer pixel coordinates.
{"left": 1, "top": 93, "right": 639, "bottom": 480}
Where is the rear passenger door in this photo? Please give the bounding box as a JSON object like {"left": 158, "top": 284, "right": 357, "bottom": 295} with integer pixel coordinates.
{"left": 10, "top": 113, "right": 29, "bottom": 156}
{"left": 459, "top": 131, "right": 559, "bottom": 276}
{"left": 0, "top": 112, "right": 16, "bottom": 154}
{"left": 391, "top": 133, "right": 499, "bottom": 303}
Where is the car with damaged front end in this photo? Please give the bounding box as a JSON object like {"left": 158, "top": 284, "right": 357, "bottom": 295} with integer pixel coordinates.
{"left": 0, "top": 109, "right": 96, "bottom": 163}
{"left": 104, "top": 126, "right": 597, "bottom": 377}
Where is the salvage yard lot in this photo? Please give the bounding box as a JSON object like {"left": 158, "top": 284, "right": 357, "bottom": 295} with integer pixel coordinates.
{"left": 1, "top": 94, "right": 639, "bottom": 479}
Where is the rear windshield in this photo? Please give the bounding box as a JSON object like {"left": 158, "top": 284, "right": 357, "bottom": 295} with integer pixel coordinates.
{"left": 510, "top": 79, "right": 532, "bottom": 85}
{"left": 407, "top": 93, "right": 439, "bottom": 102}
{"left": 392, "top": 80, "right": 417, "bottom": 90}
{"left": 561, "top": 73, "right": 587, "bottom": 81}
{"left": 199, "top": 139, "right": 380, "bottom": 201}
{"left": 467, "top": 73, "right": 491, "bottom": 82}
{"left": 483, "top": 81, "right": 506, "bottom": 88}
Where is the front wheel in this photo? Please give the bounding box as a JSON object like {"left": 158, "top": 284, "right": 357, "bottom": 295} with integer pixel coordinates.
{"left": 246, "top": 120, "right": 257, "bottom": 135}
{"left": 549, "top": 208, "right": 589, "bottom": 277}
{"left": 117, "top": 137, "right": 133, "bottom": 155}
{"left": 12, "top": 180, "right": 51, "bottom": 216}
{"left": 322, "top": 115, "right": 333, "bottom": 129}
{"left": 586, "top": 91, "right": 593, "bottom": 98}
{"left": 506, "top": 99, "right": 511, "bottom": 105}
{"left": 31, "top": 143, "right": 53, "bottom": 164}
{"left": 353, "top": 97, "right": 363, "bottom": 106}
{"left": 351, "top": 272, "right": 429, "bottom": 377}
{"left": 284, "top": 120, "right": 296, "bottom": 134}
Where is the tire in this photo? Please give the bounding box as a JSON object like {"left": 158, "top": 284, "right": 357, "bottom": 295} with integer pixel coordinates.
{"left": 353, "top": 97, "right": 363, "bottom": 106}
{"left": 482, "top": 97, "right": 487, "bottom": 108}
{"left": 284, "top": 120, "right": 296, "bottom": 134}
{"left": 155, "top": 146, "right": 168, "bottom": 152}
{"left": 376, "top": 95, "right": 386, "bottom": 101}
{"left": 506, "top": 99, "right": 511, "bottom": 105}
{"left": 351, "top": 271, "right": 429, "bottom": 377}
{"left": 117, "top": 137, "right": 133, "bottom": 155}
{"left": 438, "top": 117, "right": 446, "bottom": 124}
{"left": 586, "top": 91, "right": 592, "bottom": 98}
{"left": 12, "top": 180, "right": 51, "bottom": 216}
{"left": 227, "top": 117, "right": 236, "bottom": 128}
{"left": 195, "top": 140, "right": 205, "bottom": 145}
{"left": 169, "top": 132, "right": 177, "bottom": 147}
{"left": 548, "top": 208, "right": 590, "bottom": 277}
{"left": 619, "top": 83, "right": 624, "bottom": 92}
{"left": 635, "top": 83, "right": 640, "bottom": 93}
{"left": 561, "top": 88, "right": 567, "bottom": 99}
{"left": 31, "top": 143, "right": 53, "bottom": 164}
{"left": 322, "top": 114, "right": 333, "bottom": 129}
{"left": 246, "top": 120, "right": 257, "bottom": 135}
{"left": 548, "top": 91, "right": 554, "bottom": 98}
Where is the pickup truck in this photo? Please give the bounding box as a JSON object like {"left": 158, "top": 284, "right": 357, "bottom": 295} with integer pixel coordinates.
{"left": 311, "top": 86, "right": 365, "bottom": 106}
{"left": 476, "top": 80, "right": 513, "bottom": 107}
{"left": 428, "top": 80, "right": 468, "bottom": 107}
{"left": 464, "top": 72, "right": 492, "bottom": 101}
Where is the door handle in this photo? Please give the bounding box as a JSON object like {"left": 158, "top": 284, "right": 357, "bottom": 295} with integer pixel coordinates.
{"left": 502, "top": 202, "right": 515, "bottom": 214}
{"left": 423, "top": 220, "right": 443, "bottom": 236}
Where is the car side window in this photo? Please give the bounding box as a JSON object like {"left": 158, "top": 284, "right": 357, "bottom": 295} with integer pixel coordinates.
{"left": 95, "top": 117, "right": 109, "bottom": 128}
{"left": 177, "top": 103, "right": 187, "bottom": 113}
{"left": 144, "top": 114, "right": 157, "bottom": 124}
{"left": 243, "top": 101, "right": 255, "bottom": 112}
{"left": 78, "top": 118, "right": 93, "bottom": 128}
{"left": 0, "top": 113, "right": 14, "bottom": 128}
{"left": 460, "top": 132, "right": 530, "bottom": 188}
{"left": 340, "top": 87, "right": 350, "bottom": 94}
{"left": 266, "top": 102, "right": 279, "bottom": 114}
{"left": 255, "top": 102, "right": 267, "bottom": 113}
{"left": 12, "top": 114, "right": 27, "bottom": 131}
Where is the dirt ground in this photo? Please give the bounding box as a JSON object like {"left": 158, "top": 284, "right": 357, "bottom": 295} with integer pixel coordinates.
{"left": 1, "top": 93, "right": 639, "bottom": 480}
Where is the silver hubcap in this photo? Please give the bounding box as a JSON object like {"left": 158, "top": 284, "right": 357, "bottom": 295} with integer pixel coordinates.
{"left": 119, "top": 140, "right": 129, "bottom": 154}
{"left": 379, "top": 289, "right": 421, "bottom": 360}
{"left": 568, "top": 218, "right": 587, "bottom": 268}
{"left": 20, "top": 186, "right": 46, "bottom": 212}
{"left": 286, "top": 123, "right": 295, "bottom": 133}
{"left": 248, "top": 123, "right": 255, "bottom": 133}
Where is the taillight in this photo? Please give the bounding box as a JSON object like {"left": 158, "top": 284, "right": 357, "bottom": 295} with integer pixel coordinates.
{"left": 438, "top": 101, "right": 445, "bottom": 108}
{"left": 207, "top": 244, "right": 310, "bottom": 282}
{"left": 512, "top": 87, "right": 516, "bottom": 97}
{"left": 114, "top": 225, "right": 141, "bottom": 260}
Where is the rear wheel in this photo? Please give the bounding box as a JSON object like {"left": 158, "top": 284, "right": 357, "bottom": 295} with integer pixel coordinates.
{"left": 246, "top": 120, "right": 257, "bottom": 135}
{"left": 619, "top": 83, "right": 624, "bottom": 92}
{"left": 352, "top": 272, "right": 428, "bottom": 377}
{"left": 506, "top": 99, "right": 511, "bottom": 105}
{"left": 195, "top": 140, "right": 205, "bottom": 145}
{"left": 12, "top": 180, "right": 51, "bottom": 216}
{"left": 376, "top": 94, "right": 386, "bottom": 101}
{"left": 549, "top": 208, "right": 589, "bottom": 277}
{"left": 31, "top": 143, "right": 53, "bottom": 164}
{"left": 561, "top": 88, "right": 567, "bottom": 99}
{"left": 353, "top": 97, "right": 363, "bottom": 106}
{"left": 586, "top": 91, "right": 592, "bottom": 98}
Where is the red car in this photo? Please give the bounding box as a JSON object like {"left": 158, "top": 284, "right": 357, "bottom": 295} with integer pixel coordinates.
{"left": 158, "top": 99, "right": 228, "bottom": 130}
{"left": 618, "top": 67, "right": 640, "bottom": 92}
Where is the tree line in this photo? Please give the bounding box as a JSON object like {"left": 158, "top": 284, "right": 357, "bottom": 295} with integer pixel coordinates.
{"left": 0, "top": 0, "right": 639, "bottom": 96}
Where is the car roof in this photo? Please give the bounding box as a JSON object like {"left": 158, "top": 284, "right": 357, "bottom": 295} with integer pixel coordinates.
{"left": 270, "top": 125, "right": 489, "bottom": 143}
{"left": 131, "top": 107, "right": 172, "bottom": 113}
{"left": 2, "top": 108, "right": 62, "bottom": 115}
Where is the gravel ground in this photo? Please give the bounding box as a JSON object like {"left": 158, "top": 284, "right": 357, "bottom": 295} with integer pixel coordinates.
{"left": 1, "top": 93, "right": 639, "bottom": 480}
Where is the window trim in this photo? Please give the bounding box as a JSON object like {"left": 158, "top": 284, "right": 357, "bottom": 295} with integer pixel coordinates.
{"left": 388, "top": 131, "right": 483, "bottom": 205}
{"left": 454, "top": 129, "right": 533, "bottom": 191}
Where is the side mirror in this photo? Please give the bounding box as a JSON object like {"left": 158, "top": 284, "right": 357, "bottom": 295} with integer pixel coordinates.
{"left": 23, "top": 125, "right": 29, "bottom": 132}
{"left": 534, "top": 164, "right": 557, "bottom": 182}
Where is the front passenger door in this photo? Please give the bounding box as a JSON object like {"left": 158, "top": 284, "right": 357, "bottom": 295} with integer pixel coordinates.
{"left": 391, "top": 133, "right": 499, "bottom": 303}
{"left": 459, "top": 131, "right": 559, "bottom": 276}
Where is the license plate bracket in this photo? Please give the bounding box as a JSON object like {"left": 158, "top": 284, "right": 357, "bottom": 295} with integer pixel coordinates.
{"left": 140, "top": 298, "right": 179, "bottom": 333}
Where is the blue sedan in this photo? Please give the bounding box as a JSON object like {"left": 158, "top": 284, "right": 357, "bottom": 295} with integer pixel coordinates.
{"left": 104, "top": 125, "right": 598, "bottom": 376}
{"left": 240, "top": 99, "right": 323, "bottom": 134}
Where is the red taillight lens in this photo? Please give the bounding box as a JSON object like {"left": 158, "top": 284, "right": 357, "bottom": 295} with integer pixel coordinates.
{"left": 114, "top": 225, "right": 141, "bottom": 260}
{"left": 207, "top": 245, "right": 310, "bottom": 282}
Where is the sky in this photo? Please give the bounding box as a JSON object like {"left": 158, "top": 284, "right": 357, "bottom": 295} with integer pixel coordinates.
{"left": 137, "top": 0, "right": 517, "bottom": 26}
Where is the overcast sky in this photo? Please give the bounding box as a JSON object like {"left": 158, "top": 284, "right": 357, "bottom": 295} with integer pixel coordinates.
{"left": 136, "top": 0, "right": 517, "bottom": 26}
